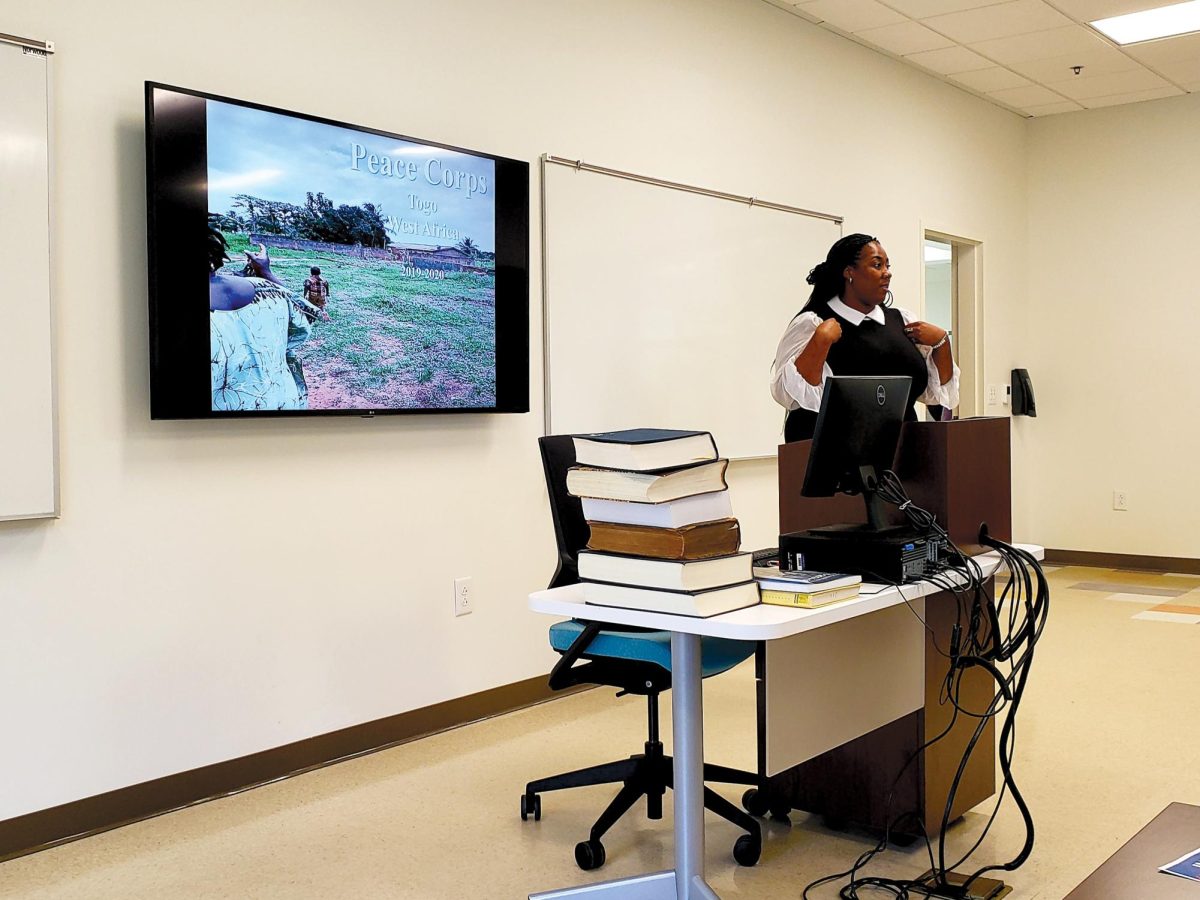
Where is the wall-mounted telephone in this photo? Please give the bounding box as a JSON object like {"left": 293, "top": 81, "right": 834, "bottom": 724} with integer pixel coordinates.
{"left": 1011, "top": 368, "right": 1036, "bottom": 417}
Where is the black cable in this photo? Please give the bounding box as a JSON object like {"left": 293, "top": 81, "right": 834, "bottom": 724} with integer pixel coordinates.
{"left": 802, "top": 473, "right": 1049, "bottom": 900}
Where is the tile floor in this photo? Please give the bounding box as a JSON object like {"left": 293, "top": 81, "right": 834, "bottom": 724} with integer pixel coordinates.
{"left": 1, "top": 564, "right": 1197, "bottom": 899}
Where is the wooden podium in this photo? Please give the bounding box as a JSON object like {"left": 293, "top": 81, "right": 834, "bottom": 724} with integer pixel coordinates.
{"left": 767, "top": 417, "right": 1012, "bottom": 839}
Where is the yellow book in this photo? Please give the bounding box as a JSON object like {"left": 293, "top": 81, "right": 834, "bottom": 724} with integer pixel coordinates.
{"left": 759, "top": 586, "right": 860, "bottom": 609}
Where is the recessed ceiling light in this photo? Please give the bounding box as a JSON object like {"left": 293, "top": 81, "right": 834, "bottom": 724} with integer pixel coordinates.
{"left": 1091, "top": 0, "right": 1200, "bottom": 45}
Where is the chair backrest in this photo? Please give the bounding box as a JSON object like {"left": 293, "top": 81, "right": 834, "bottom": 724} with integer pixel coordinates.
{"left": 538, "top": 435, "right": 590, "bottom": 590}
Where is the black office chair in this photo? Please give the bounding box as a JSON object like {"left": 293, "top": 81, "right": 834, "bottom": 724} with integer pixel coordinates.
{"left": 520, "top": 435, "right": 762, "bottom": 870}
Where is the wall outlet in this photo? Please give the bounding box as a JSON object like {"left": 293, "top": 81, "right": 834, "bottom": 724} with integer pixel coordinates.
{"left": 453, "top": 576, "right": 473, "bottom": 616}
{"left": 987, "top": 384, "right": 999, "bottom": 405}
{"left": 1113, "top": 491, "right": 1128, "bottom": 511}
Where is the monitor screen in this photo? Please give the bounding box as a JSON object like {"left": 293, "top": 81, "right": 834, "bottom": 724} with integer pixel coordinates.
{"left": 802, "top": 375, "right": 910, "bottom": 502}
{"left": 146, "top": 82, "right": 529, "bottom": 419}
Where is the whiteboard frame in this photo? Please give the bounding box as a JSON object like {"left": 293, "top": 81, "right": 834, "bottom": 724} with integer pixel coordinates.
{"left": 539, "top": 153, "right": 843, "bottom": 453}
{"left": 0, "top": 35, "right": 59, "bottom": 520}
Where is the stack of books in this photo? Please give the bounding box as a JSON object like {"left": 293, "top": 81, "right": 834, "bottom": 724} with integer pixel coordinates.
{"left": 752, "top": 564, "right": 862, "bottom": 609}
{"left": 566, "top": 428, "right": 758, "bottom": 618}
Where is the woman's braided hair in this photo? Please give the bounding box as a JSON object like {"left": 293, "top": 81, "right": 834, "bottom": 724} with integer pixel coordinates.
{"left": 801, "top": 233, "right": 877, "bottom": 313}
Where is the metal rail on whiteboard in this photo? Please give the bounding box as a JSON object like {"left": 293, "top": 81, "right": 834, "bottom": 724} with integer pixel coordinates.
{"left": 0, "top": 33, "right": 55, "bottom": 54}
{"left": 542, "top": 154, "right": 843, "bottom": 224}
{"left": 540, "top": 153, "right": 843, "bottom": 436}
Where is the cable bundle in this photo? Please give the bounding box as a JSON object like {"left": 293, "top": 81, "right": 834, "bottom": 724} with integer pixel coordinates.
{"left": 802, "top": 471, "right": 1050, "bottom": 900}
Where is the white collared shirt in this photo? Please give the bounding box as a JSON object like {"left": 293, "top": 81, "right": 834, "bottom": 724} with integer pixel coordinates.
{"left": 769, "top": 300, "right": 960, "bottom": 414}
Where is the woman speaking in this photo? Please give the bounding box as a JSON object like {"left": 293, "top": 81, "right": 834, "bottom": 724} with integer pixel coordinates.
{"left": 771, "top": 233, "right": 959, "bottom": 442}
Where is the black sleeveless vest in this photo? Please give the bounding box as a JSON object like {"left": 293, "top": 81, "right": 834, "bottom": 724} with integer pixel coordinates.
{"left": 784, "top": 302, "right": 928, "bottom": 443}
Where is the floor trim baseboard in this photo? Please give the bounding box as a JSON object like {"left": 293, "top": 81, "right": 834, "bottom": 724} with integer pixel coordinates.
{"left": 0, "top": 675, "right": 582, "bottom": 864}
{"left": 1045, "top": 548, "right": 1200, "bottom": 574}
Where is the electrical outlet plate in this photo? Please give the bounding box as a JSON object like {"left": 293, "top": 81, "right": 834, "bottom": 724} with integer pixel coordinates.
{"left": 454, "top": 576, "right": 473, "bottom": 616}
{"left": 1113, "top": 491, "right": 1128, "bottom": 511}
{"left": 987, "top": 384, "right": 999, "bottom": 405}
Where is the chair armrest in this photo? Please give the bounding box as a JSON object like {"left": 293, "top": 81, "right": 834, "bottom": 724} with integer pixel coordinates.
{"left": 548, "top": 620, "right": 603, "bottom": 691}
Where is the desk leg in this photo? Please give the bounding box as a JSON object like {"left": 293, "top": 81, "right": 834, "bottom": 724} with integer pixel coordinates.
{"left": 671, "top": 632, "right": 719, "bottom": 900}
{"left": 527, "top": 634, "right": 719, "bottom": 900}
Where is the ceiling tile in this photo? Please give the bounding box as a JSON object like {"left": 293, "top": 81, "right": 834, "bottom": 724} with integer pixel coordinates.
{"left": 922, "top": 0, "right": 1072, "bottom": 43}
{"left": 854, "top": 20, "right": 957, "bottom": 53}
{"left": 1021, "top": 100, "right": 1086, "bottom": 115}
{"left": 795, "top": 0, "right": 908, "bottom": 31}
{"left": 884, "top": 0, "right": 1011, "bottom": 15}
{"left": 1138, "top": 56, "right": 1200, "bottom": 83}
{"left": 951, "top": 66, "right": 1034, "bottom": 90}
{"left": 969, "top": 24, "right": 1112, "bottom": 63}
{"left": 904, "top": 44, "right": 996, "bottom": 73}
{"left": 1124, "top": 30, "right": 1200, "bottom": 65}
{"left": 987, "top": 83, "right": 1072, "bottom": 105}
{"left": 1081, "top": 86, "right": 1185, "bottom": 107}
{"left": 1007, "top": 45, "right": 1141, "bottom": 81}
{"left": 1047, "top": 0, "right": 1170, "bottom": 20}
{"left": 1046, "top": 66, "right": 1171, "bottom": 98}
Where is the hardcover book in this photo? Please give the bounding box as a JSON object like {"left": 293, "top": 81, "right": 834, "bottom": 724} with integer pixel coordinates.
{"left": 580, "top": 490, "right": 733, "bottom": 528}
{"left": 582, "top": 579, "right": 759, "bottom": 618}
{"left": 566, "top": 459, "right": 729, "bottom": 503}
{"left": 578, "top": 551, "right": 751, "bottom": 592}
{"left": 586, "top": 518, "right": 741, "bottom": 560}
{"left": 571, "top": 429, "right": 718, "bottom": 472}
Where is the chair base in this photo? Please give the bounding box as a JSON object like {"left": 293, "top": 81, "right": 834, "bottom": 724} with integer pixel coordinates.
{"left": 522, "top": 740, "right": 761, "bottom": 871}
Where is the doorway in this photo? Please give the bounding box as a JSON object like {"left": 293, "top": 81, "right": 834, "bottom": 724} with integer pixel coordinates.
{"left": 922, "top": 231, "right": 981, "bottom": 419}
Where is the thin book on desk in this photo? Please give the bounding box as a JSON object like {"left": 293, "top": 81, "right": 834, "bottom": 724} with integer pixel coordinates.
{"left": 571, "top": 428, "right": 718, "bottom": 472}
{"left": 582, "top": 579, "right": 759, "bottom": 618}
{"left": 753, "top": 566, "right": 861, "bottom": 593}
{"left": 759, "top": 585, "right": 860, "bottom": 609}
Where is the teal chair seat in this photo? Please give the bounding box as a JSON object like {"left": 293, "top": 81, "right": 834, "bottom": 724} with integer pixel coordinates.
{"left": 549, "top": 620, "right": 755, "bottom": 678}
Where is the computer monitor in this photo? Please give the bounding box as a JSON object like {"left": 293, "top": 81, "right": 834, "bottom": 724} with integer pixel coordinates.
{"left": 801, "top": 375, "right": 911, "bottom": 532}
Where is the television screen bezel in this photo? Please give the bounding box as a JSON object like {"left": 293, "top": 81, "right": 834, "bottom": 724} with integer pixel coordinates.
{"left": 145, "top": 81, "right": 529, "bottom": 420}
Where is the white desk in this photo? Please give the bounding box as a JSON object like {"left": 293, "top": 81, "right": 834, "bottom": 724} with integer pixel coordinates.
{"left": 527, "top": 546, "right": 1043, "bottom": 900}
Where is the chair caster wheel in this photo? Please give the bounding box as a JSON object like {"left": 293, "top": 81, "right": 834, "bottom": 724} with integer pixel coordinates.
{"left": 733, "top": 832, "right": 762, "bottom": 867}
{"left": 769, "top": 801, "right": 792, "bottom": 822}
{"left": 521, "top": 793, "right": 541, "bottom": 821}
{"left": 742, "top": 788, "right": 770, "bottom": 817}
{"left": 575, "top": 838, "right": 606, "bottom": 870}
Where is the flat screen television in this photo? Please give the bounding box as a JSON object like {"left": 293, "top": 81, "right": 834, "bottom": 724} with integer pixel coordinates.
{"left": 145, "top": 82, "right": 529, "bottom": 418}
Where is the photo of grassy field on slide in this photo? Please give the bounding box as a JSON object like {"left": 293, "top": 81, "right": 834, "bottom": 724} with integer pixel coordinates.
{"left": 222, "top": 233, "right": 496, "bottom": 409}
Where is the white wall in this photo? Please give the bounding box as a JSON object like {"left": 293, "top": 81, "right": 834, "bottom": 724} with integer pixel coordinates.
{"left": 0, "top": 0, "right": 1029, "bottom": 820}
{"left": 1026, "top": 93, "right": 1200, "bottom": 557}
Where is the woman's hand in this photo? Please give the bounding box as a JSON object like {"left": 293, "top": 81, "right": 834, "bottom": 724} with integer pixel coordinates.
{"left": 794, "top": 317, "right": 841, "bottom": 385}
{"left": 814, "top": 317, "right": 843, "bottom": 347}
{"left": 903, "top": 320, "right": 947, "bottom": 347}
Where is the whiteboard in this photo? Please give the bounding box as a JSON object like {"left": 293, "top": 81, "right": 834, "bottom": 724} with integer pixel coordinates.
{"left": 542, "top": 157, "right": 841, "bottom": 459}
{"left": 0, "top": 37, "right": 58, "bottom": 519}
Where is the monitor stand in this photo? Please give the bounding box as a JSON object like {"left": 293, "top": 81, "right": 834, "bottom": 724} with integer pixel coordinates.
{"left": 807, "top": 486, "right": 914, "bottom": 541}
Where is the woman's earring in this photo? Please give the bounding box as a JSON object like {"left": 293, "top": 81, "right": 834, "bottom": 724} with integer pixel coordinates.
{"left": 884, "top": 289, "right": 894, "bottom": 307}
{"left": 848, "top": 276, "right": 854, "bottom": 284}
